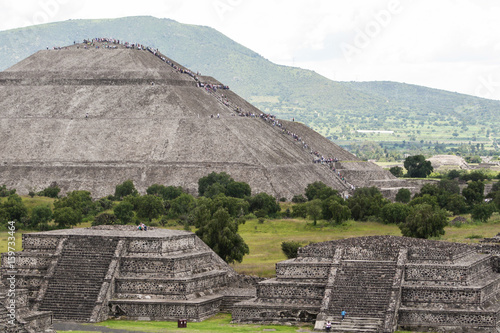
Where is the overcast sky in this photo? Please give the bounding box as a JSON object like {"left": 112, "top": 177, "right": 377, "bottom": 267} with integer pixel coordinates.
{"left": 1, "top": 0, "right": 500, "bottom": 100}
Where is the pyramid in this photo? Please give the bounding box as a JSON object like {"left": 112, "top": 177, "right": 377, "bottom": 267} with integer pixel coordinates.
{"left": 1, "top": 225, "right": 253, "bottom": 323}
{"left": 0, "top": 39, "right": 398, "bottom": 198}
{"left": 232, "top": 236, "right": 500, "bottom": 332}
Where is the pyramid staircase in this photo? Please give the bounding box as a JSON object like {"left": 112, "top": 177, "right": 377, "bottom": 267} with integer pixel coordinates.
{"left": 38, "top": 236, "right": 119, "bottom": 321}
{"left": 315, "top": 260, "right": 399, "bottom": 332}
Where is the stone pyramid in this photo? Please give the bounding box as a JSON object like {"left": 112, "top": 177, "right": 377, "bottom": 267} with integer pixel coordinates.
{"left": 0, "top": 38, "right": 400, "bottom": 198}
{"left": 1, "top": 225, "right": 255, "bottom": 323}
{"left": 233, "top": 236, "right": 500, "bottom": 332}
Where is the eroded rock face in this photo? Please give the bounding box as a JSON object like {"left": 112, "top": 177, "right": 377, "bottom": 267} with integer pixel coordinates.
{"left": 0, "top": 41, "right": 397, "bottom": 199}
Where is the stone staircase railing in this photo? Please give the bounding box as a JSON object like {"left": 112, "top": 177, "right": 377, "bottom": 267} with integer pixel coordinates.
{"left": 382, "top": 249, "right": 407, "bottom": 333}
{"left": 89, "top": 239, "right": 127, "bottom": 322}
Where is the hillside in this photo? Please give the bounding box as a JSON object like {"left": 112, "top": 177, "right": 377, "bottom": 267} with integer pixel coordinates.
{"left": 0, "top": 16, "right": 499, "bottom": 155}
{"left": 0, "top": 40, "right": 398, "bottom": 198}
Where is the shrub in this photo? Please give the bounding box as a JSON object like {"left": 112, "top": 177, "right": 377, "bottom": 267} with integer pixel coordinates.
{"left": 37, "top": 184, "right": 60, "bottom": 198}
{"left": 281, "top": 241, "right": 303, "bottom": 259}
{"left": 471, "top": 203, "right": 496, "bottom": 223}
{"left": 292, "top": 203, "right": 307, "bottom": 218}
{"left": 389, "top": 166, "right": 404, "bottom": 177}
{"left": 395, "top": 188, "right": 411, "bottom": 203}
{"left": 92, "top": 213, "right": 117, "bottom": 226}
{"left": 292, "top": 194, "right": 307, "bottom": 203}
{"left": 0, "top": 185, "right": 16, "bottom": 197}
{"left": 279, "top": 197, "right": 287, "bottom": 202}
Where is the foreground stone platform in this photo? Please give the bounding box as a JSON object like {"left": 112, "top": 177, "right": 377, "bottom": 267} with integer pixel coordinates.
{"left": 232, "top": 236, "right": 500, "bottom": 333}
{"left": 1, "top": 226, "right": 255, "bottom": 323}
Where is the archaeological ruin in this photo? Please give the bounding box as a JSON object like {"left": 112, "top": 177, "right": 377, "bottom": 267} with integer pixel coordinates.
{"left": 2, "top": 229, "right": 499, "bottom": 332}
{"left": 233, "top": 235, "right": 500, "bottom": 332}
{"left": 1, "top": 225, "right": 256, "bottom": 331}
{"left": 0, "top": 39, "right": 406, "bottom": 200}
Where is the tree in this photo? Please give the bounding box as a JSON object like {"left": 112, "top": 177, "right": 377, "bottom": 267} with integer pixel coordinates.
{"left": 404, "top": 155, "right": 433, "bottom": 178}
{"left": 281, "top": 241, "right": 303, "bottom": 259}
{"left": 37, "top": 185, "right": 60, "bottom": 198}
{"left": 170, "top": 193, "right": 196, "bottom": 217}
{"left": 305, "top": 182, "right": 337, "bottom": 201}
{"left": 380, "top": 203, "right": 411, "bottom": 224}
{"left": 389, "top": 166, "right": 404, "bottom": 177}
{"left": 445, "top": 194, "right": 468, "bottom": 215}
{"left": 438, "top": 179, "right": 460, "bottom": 195}
{"left": 114, "top": 201, "right": 134, "bottom": 224}
{"left": 53, "top": 207, "right": 82, "bottom": 228}
{"left": 195, "top": 208, "right": 249, "bottom": 264}
{"left": 395, "top": 188, "right": 411, "bottom": 203}
{"left": 0, "top": 185, "right": 16, "bottom": 197}
{"left": 198, "top": 172, "right": 233, "bottom": 197}
{"left": 399, "top": 204, "right": 447, "bottom": 239}
{"left": 114, "top": 180, "right": 138, "bottom": 200}
{"left": 347, "top": 187, "right": 388, "bottom": 221}
{"left": 54, "top": 190, "right": 96, "bottom": 216}
{"left": 248, "top": 193, "right": 280, "bottom": 216}
{"left": 306, "top": 199, "right": 322, "bottom": 225}
{"left": 328, "top": 201, "right": 351, "bottom": 225}
{"left": 1, "top": 194, "right": 28, "bottom": 222}
{"left": 462, "top": 181, "right": 484, "bottom": 206}
{"left": 226, "top": 181, "right": 251, "bottom": 199}
{"left": 409, "top": 194, "right": 439, "bottom": 208}
{"left": 471, "top": 203, "right": 496, "bottom": 222}
{"left": 31, "top": 205, "right": 53, "bottom": 229}
{"left": 292, "top": 203, "right": 307, "bottom": 218}
{"left": 136, "top": 195, "right": 165, "bottom": 222}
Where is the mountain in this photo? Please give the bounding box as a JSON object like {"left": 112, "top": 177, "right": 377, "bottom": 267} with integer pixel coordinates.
{"left": 0, "top": 39, "right": 399, "bottom": 198}
{"left": 0, "top": 16, "right": 499, "bottom": 154}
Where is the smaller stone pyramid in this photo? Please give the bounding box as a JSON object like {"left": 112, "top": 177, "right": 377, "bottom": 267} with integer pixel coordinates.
{"left": 1, "top": 226, "right": 255, "bottom": 322}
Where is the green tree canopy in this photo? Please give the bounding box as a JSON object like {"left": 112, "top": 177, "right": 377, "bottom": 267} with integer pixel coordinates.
{"left": 135, "top": 195, "right": 165, "bottom": 222}
{"left": 399, "top": 204, "right": 447, "bottom": 239}
{"left": 195, "top": 207, "right": 249, "bottom": 264}
{"left": 395, "top": 188, "right": 411, "bottom": 203}
{"left": 380, "top": 203, "right": 411, "bottom": 224}
{"left": 1, "top": 194, "right": 28, "bottom": 222}
{"left": 462, "top": 181, "right": 485, "bottom": 206}
{"left": 347, "top": 187, "right": 388, "bottom": 221}
{"left": 53, "top": 206, "right": 82, "bottom": 228}
{"left": 53, "top": 190, "right": 95, "bottom": 216}
{"left": 305, "top": 182, "right": 338, "bottom": 201}
{"left": 31, "top": 205, "right": 53, "bottom": 229}
{"left": 114, "top": 201, "right": 134, "bottom": 224}
{"left": 247, "top": 192, "right": 280, "bottom": 217}
{"left": 114, "top": 180, "right": 138, "bottom": 200}
{"left": 404, "top": 155, "right": 433, "bottom": 178}
{"left": 389, "top": 166, "right": 404, "bottom": 177}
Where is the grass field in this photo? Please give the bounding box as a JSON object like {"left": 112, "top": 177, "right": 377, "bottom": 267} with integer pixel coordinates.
{"left": 55, "top": 313, "right": 417, "bottom": 333}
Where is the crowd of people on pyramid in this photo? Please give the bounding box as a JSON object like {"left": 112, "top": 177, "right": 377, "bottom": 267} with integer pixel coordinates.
{"left": 49, "top": 37, "right": 356, "bottom": 192}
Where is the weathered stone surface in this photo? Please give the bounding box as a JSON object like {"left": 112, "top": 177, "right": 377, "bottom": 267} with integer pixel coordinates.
{"left": 1, "top": 225, "right": 253, "bottom": 323}
{"left": 233, "top": 236, "right": 500, "bottom": 333}
{"left": 0, "top": 40, "right": 399, "bottom": 199}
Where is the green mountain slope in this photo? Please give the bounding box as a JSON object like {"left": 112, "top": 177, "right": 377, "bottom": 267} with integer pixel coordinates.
{"left": 0, "top": 16, "right": 498, "bottom": 156}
